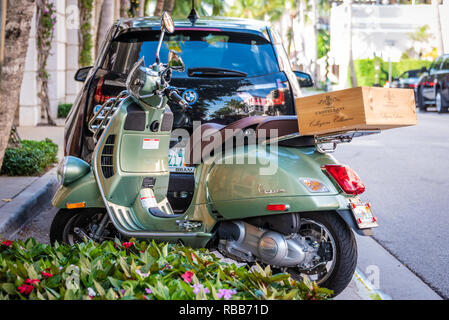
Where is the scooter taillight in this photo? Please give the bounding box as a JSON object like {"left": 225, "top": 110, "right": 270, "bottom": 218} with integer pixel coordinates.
{"left": 322, "top": 165, "right": 365, "bottom": 195}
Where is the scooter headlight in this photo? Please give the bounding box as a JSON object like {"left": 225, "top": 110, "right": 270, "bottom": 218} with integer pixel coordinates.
{"left": 58, "top": 156, "right": 90, "bottom": 186}
{"left": 57, "top": 157, "right": 68, "bottom": 185}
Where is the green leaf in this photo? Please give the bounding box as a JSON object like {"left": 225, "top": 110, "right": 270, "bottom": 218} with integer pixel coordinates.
{"left": 93, "top": 280, "right": 106, "bottom": 297}
{"left": 119, "top": 257, "right": 131, "bottom": 278}
{"left": 1, "top": 283, "right": 16, "bottom": 295}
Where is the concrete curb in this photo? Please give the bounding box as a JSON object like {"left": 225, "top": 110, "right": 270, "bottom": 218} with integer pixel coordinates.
{"left": 0, "top": 167, "right": 58, "bottom": 238}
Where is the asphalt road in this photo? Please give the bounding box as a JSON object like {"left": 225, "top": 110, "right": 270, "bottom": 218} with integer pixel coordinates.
{"left": 333, "top": 108, "right": 449, "bottom": 299}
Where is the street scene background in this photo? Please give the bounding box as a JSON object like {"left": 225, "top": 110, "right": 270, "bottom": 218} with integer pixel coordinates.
{"left": 1, "top": 0, "right": 449, "bottom": 300}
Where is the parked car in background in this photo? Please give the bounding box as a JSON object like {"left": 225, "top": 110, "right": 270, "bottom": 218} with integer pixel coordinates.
{"left": 390, "top": 69, "right": 423, "bottom": 89}
{"left": 415, "top": 54, "right": 449, "bottom": 113}
{"left": 66, "top": 16, "right": 311, "bottom": 212}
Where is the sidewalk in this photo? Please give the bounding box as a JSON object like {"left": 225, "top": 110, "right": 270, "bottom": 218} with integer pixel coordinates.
{"left": 0, "top": 125, "right": 64, "bottom": 237}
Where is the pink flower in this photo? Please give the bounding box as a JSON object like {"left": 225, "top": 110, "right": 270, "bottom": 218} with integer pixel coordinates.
{"left": 192, "top": 283, "right": 210, "bottom": 295}
{"left": 145, "top": 288, "right": 152, "bottom": 294}
{"left": 217, "top": 288, "right": 237, "bottom": 300}
{"left": 17, "top": 284, "right": 34, "bottom": 295}
{"left": 41, "top": 271, "right": 53, "bottom": 278}
{"left": 122, "top": 242, "right": 134, "bottom": 249}
{"left": 25, "top": 279, "right": 40, "bottom": 286}
{"left": 181, "top": 271, "right": 194, "bottom": 283}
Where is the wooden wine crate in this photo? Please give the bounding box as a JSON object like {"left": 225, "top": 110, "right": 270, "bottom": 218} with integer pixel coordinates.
{"left": 295, "top": 86, "right": 417, "bottom": 136}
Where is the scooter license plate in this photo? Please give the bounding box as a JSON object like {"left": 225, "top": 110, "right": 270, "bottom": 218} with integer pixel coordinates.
{"left": 168, "top": 147, "right": 194, "bottom": 173}
{"left": 349, "top": 200, "right": 379, "bottom": 229}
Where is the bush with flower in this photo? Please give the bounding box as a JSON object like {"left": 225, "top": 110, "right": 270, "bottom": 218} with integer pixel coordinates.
{"left": 0, "top": 237, "right": 332, "bottom": 300}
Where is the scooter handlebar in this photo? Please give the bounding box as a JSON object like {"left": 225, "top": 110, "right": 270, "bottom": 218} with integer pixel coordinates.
{"left": 167, "top": 88, "right": 189, "bottom": 110}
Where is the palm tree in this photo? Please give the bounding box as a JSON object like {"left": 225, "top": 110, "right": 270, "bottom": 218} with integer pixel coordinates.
{"left": 348, "top": 0, "right": 357, "bottom": 87}
{"left": 432, "top": 0, "right": 444, "bottom": 55}
{"left": 96, "top": 0, "right": 115, "bottom": 56}
{"left": 341, "top": 0, "right": 357, "bottom": 88}
{"left": 154, "top": 0, "right": 165, "bottom": 16}
{"left": 0, "top": 0, "right": 36, "bottom": 170}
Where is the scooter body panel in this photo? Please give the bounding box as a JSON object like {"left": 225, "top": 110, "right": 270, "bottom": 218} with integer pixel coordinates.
{"left": 204, "top": 145, "right": 348, "bottom": 219}
{"left": 52, "top": 170, "right": 104, "bottom": 208}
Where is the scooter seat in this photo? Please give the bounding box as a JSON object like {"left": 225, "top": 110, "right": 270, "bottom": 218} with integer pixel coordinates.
{"left": 184, "top": 116, "right": 315, "bottom": 166}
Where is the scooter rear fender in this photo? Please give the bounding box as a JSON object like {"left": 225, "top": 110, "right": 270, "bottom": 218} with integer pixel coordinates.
{"left": 205, "top": 145, "right": 373, "bottom": 235}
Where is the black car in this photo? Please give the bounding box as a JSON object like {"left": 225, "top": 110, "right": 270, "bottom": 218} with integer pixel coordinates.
{"left": 66, "top": 16, "right": 311, "bottom": 212}
{"left": 390, "top": 69, "right": 423, "bottom": 90}
{"left": 416, "top": 54, "right": 449, "bottom": 113}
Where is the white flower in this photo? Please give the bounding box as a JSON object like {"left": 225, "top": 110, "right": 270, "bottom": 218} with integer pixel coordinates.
{"left": 87, "top": 287, "right": 97, "bottom": 297}
{"left": 136, "top": 269, "right": 149, "bottom": 278}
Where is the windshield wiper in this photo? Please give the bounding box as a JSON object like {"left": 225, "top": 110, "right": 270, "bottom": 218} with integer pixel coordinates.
{"left": 187, "top": 67, "right": 247, "bottom": 78}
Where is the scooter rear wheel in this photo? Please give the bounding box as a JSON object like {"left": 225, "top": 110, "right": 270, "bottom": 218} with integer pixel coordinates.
{"left": 50, "top": 208, "right": 117, "bottom": 245}
{"left": 288, "top": 212, "right": 357, "bottom": 297}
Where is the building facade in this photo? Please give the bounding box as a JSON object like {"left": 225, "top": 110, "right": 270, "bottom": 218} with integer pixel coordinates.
{"left": 18, "top": 0, "right": 124, "bottom": 126}
{"left": 329, "top": 2, "right": 449, "bottom": 87}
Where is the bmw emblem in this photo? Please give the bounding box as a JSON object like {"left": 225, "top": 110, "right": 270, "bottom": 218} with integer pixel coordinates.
{"left": 182, "top": 89, "right": 199, "bottom": 105}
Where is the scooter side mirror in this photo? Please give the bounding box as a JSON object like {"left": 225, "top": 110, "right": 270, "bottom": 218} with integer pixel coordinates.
{"left": 155, "top": 12, "right": 175, "bottom": 64}
{"left": 161, "top": 11, "right": 174, "bottom": 34}
{"left": 168, "top": 51, "right": 185, "bottom": 73}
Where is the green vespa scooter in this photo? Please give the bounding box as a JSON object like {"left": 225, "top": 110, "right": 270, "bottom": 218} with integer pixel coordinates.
{"left": 50, "top": 12, "right": 378, "bottom": 295}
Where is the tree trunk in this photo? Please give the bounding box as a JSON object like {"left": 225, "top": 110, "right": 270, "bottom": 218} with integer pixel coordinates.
{"left": 296, "top": 0, "right": 307, "bottom": 72}
{"left": 310, "top": 0, "right": 319, "bottom": 87}
{"left": 154, "top": 0, "right": 165, "bottom": 16}
{"left": 93, "top": 0, "right": 104, "bottom": 57}
{"left": 36, "top": 0, "right": 56, "bottom": 126}
{"left": 163, "top": 0, "right": 175, "bottom": 14}
{"left": 348, "top": 0, "right": 357, "bottom": 87}
{"left": 96, "top": 0, "right": 114, "bottom": 56}
{"left": 432, "top": 0, "right": 444, "bottom": 55}
{"left": 0, "top": 0, "right": 35, "bottom": 170}
{"left": 119, "top": 0, "right": 130, "bottom": 18}
{"left": 137, "top": 0, "right": 144, "bottom": 17}
{"left": 342, "top": 0, "right": 357, "bottom": 88}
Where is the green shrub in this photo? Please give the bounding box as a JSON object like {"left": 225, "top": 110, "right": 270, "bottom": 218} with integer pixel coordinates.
{"left": 57, "top": 104, "right": 73, "bottom": 118}
{"left": 0, "top": 238, "right": 332, "bottom": 300}
{"left": 352, "top": 58, "right": 432, "bottom": 87}
{"left": 1, "top": 138, "right": 58, "bottom": 176}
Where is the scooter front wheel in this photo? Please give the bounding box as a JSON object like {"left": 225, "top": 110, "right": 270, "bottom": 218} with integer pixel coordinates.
{"left": 50, "top": 208, "right": 119, "bottom": 245}
{"left": 287, "top": 212, "right": 357, "bottom": 297}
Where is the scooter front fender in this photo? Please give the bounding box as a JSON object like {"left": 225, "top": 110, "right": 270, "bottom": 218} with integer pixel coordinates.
{"left": 52, "top": 170, "right": 104, "bottom": 209}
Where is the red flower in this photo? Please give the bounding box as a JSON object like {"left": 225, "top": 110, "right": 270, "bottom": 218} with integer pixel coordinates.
{"left": 25, "top": 279, "right": 40, "bottom": 286}
{"left": 140, "top": 250, "right": 145, "bottom": 253}
{"left": 122, "top": 242, "right": 134, "bottom": 249}
{"left": 1, "top": 240, "right": 12, "bottom": 247}
{"left": 17, "top": 284, "right": 34, "bottom": 295}
{"left": 181, "top": 271, "right": 194, "bottom": 283}
{"left": 41, "top": 271, "right": 54, "bottom": 278}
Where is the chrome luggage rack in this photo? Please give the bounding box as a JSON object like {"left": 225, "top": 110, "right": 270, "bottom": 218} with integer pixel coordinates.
{"left": 261, "top": 130, "right": 380, "bottom": 153}
{"left": 88, "top": 90, "right": 128, "bottom": 143}
{"left": 315, "top": 130, "right": 380, "bottom": 153}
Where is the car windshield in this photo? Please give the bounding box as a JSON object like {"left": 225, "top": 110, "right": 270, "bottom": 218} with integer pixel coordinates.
{"left": 105, "top": 30, "right": 279, "bottom": 78}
